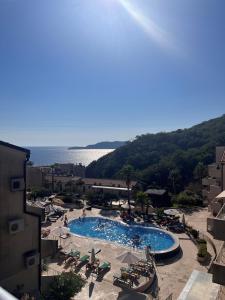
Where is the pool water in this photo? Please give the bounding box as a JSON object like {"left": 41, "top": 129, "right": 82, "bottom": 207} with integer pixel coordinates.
{"left": 68, "top": 217, "right": 175, "bottom": 251}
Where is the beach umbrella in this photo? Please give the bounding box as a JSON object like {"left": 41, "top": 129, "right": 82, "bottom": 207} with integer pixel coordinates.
{"left": 90, "top": 248, "right": 95, "bottom": 264}
{"left": 121, "top": 203, "right": 135, "bottom": 210}
{"left": 116, "top": 251, "right": 139, "bottom": 265}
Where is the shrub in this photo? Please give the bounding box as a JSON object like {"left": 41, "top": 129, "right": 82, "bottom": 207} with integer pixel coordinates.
{"left": 172, "top": 190, "right": 202, "bottom": 207}
{"left": 198, "top": 243, "right": 207, "bottom": 257}
{"left": 197, "top": 239, "right": 207, "bottom": 245}
{"left": 43, "top": 272, "right": 86, "bottom": 300}
{"left": 41, "top": 259, "right": 48, "bottom": 272}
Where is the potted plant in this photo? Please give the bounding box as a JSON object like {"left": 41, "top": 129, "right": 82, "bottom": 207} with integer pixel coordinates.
{"left": 197, "top": 243, "right": 207, "bottom": 262}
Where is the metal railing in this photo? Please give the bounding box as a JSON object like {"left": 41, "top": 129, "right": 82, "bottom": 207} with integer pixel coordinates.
{"left": 0, "top": 287, "right": 18, "bottom": 300}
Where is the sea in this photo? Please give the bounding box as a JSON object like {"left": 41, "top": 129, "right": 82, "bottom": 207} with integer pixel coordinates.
{"left": 28, "top": 147, "right": 114, "bottom": 166}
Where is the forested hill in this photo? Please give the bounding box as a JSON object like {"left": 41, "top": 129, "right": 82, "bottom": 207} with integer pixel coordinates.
{"left": 68, "top": 141, "right": 126, "bottom": 150}
{"left": 86, "top": 114, "right": 225, "bottom": 193}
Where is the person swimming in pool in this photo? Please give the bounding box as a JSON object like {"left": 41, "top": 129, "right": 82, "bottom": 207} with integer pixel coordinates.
{"left": 132, "top": 234, "right": 141, "bottom": 248}
{"left": 97, "top": 218, "right": 104, "bottom": 229}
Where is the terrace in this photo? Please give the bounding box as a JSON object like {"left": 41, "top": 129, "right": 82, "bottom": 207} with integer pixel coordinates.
{"left": 40, "top": 207, "right": 210, "bottom": 299}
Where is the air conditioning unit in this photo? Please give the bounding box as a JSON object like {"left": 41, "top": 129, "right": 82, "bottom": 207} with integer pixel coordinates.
{"left": 8, "top": 219, "right": 25, "bottom": 234}
{"left": 24, "top": 251, "right": 40, "bottom": 269}
{"left": 10, "top": 177, "right": 25, "bottom": 192}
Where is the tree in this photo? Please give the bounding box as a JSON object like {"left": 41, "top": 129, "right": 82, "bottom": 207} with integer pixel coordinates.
{"left": 43, "top": 272, "right": 86, "bottom": 300}
{"left": 56, "top": 181, "right": 63, "bottom": 192}
{"left": 172, "top": 190, "right": 202, "bottom": 207}
{"left": 145, "top": 197, "right": 152, "bottom": 215}
{"left": 120, "top": 165, "right": 134, "bottom": 213}
{"left": 65, "top": 180, "right": 74, "bottom": 193}
{"left": 193, "top": 162, "right": 207, "bottom": 180}
{"left": 135, "top": 191, "right": 147, "bottom": 213}
{"left": 168, "top": 169, "right": 182, "bottom": 194}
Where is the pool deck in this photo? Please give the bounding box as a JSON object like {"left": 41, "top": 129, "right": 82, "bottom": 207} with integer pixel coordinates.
{"left": 43, "top": 207, "right": 213, "bottom": 300}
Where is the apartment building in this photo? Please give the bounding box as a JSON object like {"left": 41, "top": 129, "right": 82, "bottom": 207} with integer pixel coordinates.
{"left": 202, "top": 146, "right": 225, "bottom": 208}
{"left": 0, "top": 141, "right": 41, "bottom": 298}
{"left": 26, "top": 166, "right": 44, "bottom": 190}
{"left": 207, "top": 191, "right": 225, "bottom": 299}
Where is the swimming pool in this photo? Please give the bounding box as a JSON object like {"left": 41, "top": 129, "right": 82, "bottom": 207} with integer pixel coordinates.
{"left": 68, "top": 217, "right": 178, "bottom": 252}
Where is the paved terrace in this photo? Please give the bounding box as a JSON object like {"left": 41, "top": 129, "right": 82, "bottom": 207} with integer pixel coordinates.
{"left": 42, "top": 208, "right": 211, "bottom": 300}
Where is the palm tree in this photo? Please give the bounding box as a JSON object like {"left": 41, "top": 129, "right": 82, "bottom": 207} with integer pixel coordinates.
{"left": 145, "top": 196, "right": 152, "bottom": 215}
{"left": 121, "top": 165, "right": 134, "bottom": 214}
{"left": 136, "top": 191, "right": 147, "bottom": 213}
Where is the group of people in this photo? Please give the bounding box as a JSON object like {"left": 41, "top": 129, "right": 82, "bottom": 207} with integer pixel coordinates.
{"left": 63, "top": 208, "right": 87, "bottom": 225}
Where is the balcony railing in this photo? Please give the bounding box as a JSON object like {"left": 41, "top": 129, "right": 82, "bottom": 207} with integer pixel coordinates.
{"left": 212, "top": 242, "right": 225, "bottom": 285}
{"left": 0, "top": 287, "right": 18, "bottom": 300}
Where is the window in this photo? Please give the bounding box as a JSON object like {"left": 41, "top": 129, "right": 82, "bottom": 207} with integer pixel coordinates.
{"left": 11, "top": 178, "right": 25, "bottom": 192}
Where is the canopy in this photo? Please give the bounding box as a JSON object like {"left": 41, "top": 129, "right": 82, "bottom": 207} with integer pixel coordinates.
{"left": 117, "top": 251, "right": 139, "bottom": 265}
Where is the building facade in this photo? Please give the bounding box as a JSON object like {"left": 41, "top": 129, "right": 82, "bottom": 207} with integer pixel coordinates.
{"left": 0, "top": 141, "right": 41, "bottom": 298}
{"left": 202, "top": 146, "right": 225, "bottom": 208}
{"left": 26, "top": 166, "right": 44, "bottom": 190}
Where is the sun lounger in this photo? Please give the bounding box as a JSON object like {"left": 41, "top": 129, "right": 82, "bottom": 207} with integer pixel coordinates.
{"left": 69, "top": 250, "right": 80, "bottom": 258}
{"left": 97, "top": 261, "right": 111, "bottom": 272}
{"left": 86, "top": 259, "right": 100, "bottom": 271}
{"left": 113, "top": 274, "right": 132, "bottom": 288}
{"left": 79, "top": 254, "right": 90, "bottom": 263}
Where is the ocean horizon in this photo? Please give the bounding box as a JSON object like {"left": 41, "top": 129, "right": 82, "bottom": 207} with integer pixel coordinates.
{"left": 27, "top": 146, "right": 114, "bottom": 167}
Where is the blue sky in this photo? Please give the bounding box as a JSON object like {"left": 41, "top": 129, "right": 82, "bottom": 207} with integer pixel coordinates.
{"left": 0, "top": 0, "right": 225, "bottom": 146}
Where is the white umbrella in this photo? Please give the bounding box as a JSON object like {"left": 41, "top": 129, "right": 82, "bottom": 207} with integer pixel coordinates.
{"left": 117, "top": 251, "right": 139, "bottom": 265}
{"left": 121, "top": 203, "right": 135, "bottom": 210}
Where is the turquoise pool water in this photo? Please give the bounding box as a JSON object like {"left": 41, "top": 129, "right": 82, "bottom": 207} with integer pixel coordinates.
{"left": 68, "top": 217, "right": 175, "bottom": 251}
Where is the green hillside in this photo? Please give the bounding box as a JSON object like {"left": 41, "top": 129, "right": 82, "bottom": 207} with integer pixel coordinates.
{"left": 86, "top": 114, "right": 225, "bottom": 193}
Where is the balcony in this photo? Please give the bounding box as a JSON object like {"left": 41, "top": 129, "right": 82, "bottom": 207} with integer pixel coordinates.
{"left": 211, "top": 242, "right": 225, "bottom": 285}
{"left": 207, "top": 203, "right": 225, "bottom": 240}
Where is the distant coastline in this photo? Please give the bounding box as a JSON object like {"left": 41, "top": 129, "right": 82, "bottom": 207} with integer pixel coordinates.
{"left": 68, "top": 141, "right": 126, "bottom": 150}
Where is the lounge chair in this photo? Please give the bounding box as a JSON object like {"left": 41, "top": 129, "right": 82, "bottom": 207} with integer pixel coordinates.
{"left": 69, "top": 250, "right": 80, "bottom": 258}
{"left": 86, "top": 258, "right": 100, "bottom": 271}
{"left": 97, "top": 261, "right": 111, "bottom": 274}
{"left": 78, "top": 254, "right": 90, "bottom": 263}
{"left": 113, "top": 274, "right": 132, "bottom": 288}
